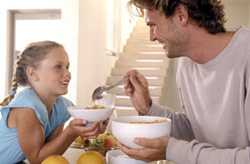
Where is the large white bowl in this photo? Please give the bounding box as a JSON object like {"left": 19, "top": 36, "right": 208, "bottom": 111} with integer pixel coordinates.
{"left": 111, "top": 116, "right": 171, "bottom": 148}
{"left": 68, "top": 106, "right": 113, "bottom": 122}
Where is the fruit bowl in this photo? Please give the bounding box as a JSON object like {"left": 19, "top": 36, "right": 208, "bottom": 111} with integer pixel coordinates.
{"left": 72, "top": 133, "right": 118, "bottom": 156}
{"left": 111, "top": 116, "right": 171, "bottom": 148}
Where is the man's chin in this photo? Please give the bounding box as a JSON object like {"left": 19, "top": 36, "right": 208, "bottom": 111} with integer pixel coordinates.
{"left": 166, "top": 52, "right": 178, "bottom": 59}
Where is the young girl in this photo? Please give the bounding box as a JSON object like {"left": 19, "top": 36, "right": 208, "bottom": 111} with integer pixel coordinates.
{"left": 0, "top": 41, "right": 103, "bottom": 163}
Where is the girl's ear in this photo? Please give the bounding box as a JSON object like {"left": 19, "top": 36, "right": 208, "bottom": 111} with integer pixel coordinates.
{"left": 26, "top": 66, "right": 39, "bottom": 82}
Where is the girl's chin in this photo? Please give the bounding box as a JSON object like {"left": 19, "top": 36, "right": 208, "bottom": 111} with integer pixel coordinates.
{"left": 57, "top": 88, "right": 68, "bottom": 95}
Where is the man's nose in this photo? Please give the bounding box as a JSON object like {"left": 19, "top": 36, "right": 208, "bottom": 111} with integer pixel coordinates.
{"left": 150, "top": 27, "right": 157, "bottom": 41}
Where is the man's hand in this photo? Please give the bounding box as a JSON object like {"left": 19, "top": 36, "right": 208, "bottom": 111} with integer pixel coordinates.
{"left": 124, "top": 70, "right": 152, "bottom": 115}
{"left": 119, "top": 136, "right": 168, "bottom": 162}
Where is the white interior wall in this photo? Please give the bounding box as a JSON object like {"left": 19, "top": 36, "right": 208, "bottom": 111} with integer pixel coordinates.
{"left": 0, "top": 10, "right": 8, "bottom": 99}
{"left": 249, "top": 4, "right": 250, "bottom": 27}
{"left": 0, "top": 0, "right": 136, "bottom": 105}
{"left": 224, "top": 1, "right": 250, "bottom": 29}
{"left": 77, "top": 0, "right": 117, "bottom": 106}
{"left": 115, "top": 0, "right": 137, "bottom": 52}
{"left": 0, "top": 0, "right": 82, "bottom": 103}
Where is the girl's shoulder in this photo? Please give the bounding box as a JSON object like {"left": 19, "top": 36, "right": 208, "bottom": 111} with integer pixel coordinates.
{"left": 8, "top": 87, "right": 43, "bottom": 108}
{"left": 3, "top": 87, "right": 48, "bottom": 126}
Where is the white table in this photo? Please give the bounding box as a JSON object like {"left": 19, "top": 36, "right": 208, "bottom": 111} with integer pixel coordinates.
{"left": 63, "top": 148, "right": 174, "bottom": 164}
{"left": 63, "top": 147, "right": 84, "bottom": 164}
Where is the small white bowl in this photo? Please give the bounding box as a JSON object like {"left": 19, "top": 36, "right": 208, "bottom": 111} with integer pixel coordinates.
{"left": 68, "top": 106, "right": 113, "bottom": 122}
{"left": 106, "top": 149, "right": 146, "bottom": 164}
{"left": 111, "top": 116, "right": 171, "bottom": 148}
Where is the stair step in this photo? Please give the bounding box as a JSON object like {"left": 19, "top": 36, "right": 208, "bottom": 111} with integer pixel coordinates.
{"left": 111, "top": 66, "right": 167, "bottom": 76}
{"left": 115, "top": 96, "right": 160, "bottom": 107}
{"left": 101, "top": 19, "right": 167, "bottom": 110}
{"left": 106, "top": 76, "right": 164, "bottom": 86}
{"left": 121, "top": 51, "right": 166, "bottom": 57}
{"left": 115, "top": 59, "right": 168, "bottom": 68}
{"left": 130, "top": 34, "right": 150, "bottom": 38}
{"left": 107, "top": 85, "right": 162, "bottom": 97}
{"left": 124, "top": 47, "right": 164, "bottom": 52}
{"left": 120, "top": 54, "right": 166, "bottom": 60}
{"left": 111, "top": 68, "right": 166, "bottom": 76}
{"left": 126, "top": 41, "right": 157, "bottom": 45}
{"left": 127, "top": 39, "right": 157, "bottom": 43}
{"left": 113, "top": 109, "right": 138, "bottom": 117}
{"left": 125, "top": 47, "right": 164, "bottom": 51}
{"left": 127, "top": 40, "right": 163, "bottom": 48}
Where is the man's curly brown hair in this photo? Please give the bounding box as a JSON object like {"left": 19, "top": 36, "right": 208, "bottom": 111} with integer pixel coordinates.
{"left": 129, "top": 0, "right": 226, "bottom": 34}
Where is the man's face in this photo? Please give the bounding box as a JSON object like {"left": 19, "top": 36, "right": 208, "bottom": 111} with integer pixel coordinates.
{"left": 145, "top": 9, "right": 187, "bottom": 58}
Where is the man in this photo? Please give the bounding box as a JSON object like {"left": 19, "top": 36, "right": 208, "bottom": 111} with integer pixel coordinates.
{"left": 120, "top": 0, "right": 250, "bottom": 164}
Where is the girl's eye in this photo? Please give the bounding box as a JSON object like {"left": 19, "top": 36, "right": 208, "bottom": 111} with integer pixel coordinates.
{"left": 55, "top": 65, "right": 62, "bottom": 69}
{"left": 55, "top": 64, "right": 69, "bottom": 70}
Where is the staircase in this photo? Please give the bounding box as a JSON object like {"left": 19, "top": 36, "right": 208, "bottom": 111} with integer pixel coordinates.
{"left": 106, "top": 18, "right": 169, "bottom": 115}
{"left": 107, "top": 18, "right": 175, "bottom": 164}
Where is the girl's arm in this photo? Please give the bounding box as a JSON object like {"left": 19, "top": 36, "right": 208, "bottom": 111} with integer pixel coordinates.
{"left": 14, "top": 108, "right": 99, "bottom": 163}
{"left": 46, "top": 125, "right": 64, "bottom": 142}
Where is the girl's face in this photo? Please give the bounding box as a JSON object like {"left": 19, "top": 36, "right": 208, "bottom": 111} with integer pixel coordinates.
{"left": 31, "top": 47, "right": 71, "bottom": 97}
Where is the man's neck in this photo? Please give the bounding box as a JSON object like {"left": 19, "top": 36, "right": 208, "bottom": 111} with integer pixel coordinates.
{"left": 186, "top": 29, "right": 235, "bottom": 64}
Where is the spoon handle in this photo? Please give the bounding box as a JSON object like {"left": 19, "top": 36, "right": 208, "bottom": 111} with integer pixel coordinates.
{"left": 105, "top": 79, "right": 123, "bottom": 90}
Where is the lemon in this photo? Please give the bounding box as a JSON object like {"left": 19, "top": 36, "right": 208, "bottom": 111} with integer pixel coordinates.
{"left": 77, "top": 151, "right": 105, "bottom": 164}
{"left": 42, "top": 155, "right": 69, "bottom": 164}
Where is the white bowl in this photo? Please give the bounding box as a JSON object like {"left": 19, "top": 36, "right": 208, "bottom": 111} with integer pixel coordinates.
{"left": 68, "top": 106, "right": 113, "bottom": 122}
{"left": 106, "top": 149, "right": 146, "bottom": 164}
{"left": 111, "top": 116, "right": 171, "bottom": 148}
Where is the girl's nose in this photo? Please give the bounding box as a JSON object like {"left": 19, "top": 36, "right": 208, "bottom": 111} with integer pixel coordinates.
{"left": 65, "top": 70, "right": 71, "bottom": 81}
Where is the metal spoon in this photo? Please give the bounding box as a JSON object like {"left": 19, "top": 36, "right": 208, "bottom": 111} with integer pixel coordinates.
{"left": 92, "top": 79, "right": 123, "bottom": 101}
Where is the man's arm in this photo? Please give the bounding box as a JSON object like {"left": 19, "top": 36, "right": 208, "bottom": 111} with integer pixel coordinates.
{"left": 149, "top": 103, "right": 195, "bottom": 141}
{"left": 167, "top": 138, "right": 250, "bottom": 164}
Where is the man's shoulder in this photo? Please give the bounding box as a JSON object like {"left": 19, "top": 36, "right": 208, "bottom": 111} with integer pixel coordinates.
{"left": 234, "top": 27, "right": 250, "bottom": 43}
{"left": 176, "top": 57, "right": 192, "bottom": 70}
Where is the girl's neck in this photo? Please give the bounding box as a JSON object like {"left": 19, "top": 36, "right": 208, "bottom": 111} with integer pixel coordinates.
{"left": 33, "top": 88, "right": 57, "bottom": 114}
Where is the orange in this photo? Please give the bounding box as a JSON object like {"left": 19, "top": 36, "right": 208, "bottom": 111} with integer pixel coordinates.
{"left": 41, "top": 155, "right": 69, "bottom": 164}
{"left": 77, "top": 151, "right": 105, "bottom": 164}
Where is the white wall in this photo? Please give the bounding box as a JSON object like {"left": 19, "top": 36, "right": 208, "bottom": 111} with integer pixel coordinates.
{"left": 0, "top": 0, "right": 136, "bottom": 105}
{"left": 0, "top": 0, "right": 81, "bottom": 102}
{"left": 0, "top": 10, "right": 8, "bottom": 99}
{"left": 76, "top": 0, "right": 137, "bottom": 106}
{"left": 77, "top": 0, "right": 117, "bottom": 106}
{"left": 113, "top": 0, "right": 137, "bottom": 52}
{"left": 224, "top": 0, "right": 250, "bottom": 29}
{"left": 249, "top": 4, "right": 250, "bottom": 27}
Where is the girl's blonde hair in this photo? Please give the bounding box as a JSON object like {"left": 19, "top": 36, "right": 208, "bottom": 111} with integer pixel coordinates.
{"left": 0, "top": 41, "right": 63, "bottom": 106}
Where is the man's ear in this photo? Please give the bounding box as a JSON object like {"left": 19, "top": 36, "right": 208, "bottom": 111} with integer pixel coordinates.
{"left": 174, "top": 4, "right": 189, "bottom": 26}
{"left": 26, "top": 66, "right": 39, "bottom": 81}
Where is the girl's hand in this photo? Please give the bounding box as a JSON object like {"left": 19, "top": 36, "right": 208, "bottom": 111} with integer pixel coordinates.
{"left": 98, "top": 119, "right": 110, "bottom": 133}
{"left": 67, "top": 119, "right": 101, "bottom": 138}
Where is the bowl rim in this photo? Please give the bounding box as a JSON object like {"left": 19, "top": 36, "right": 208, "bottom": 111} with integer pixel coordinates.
{"left": 67, "top": 106, "right": 113, "bottom": 111}
{"left": 112, "top": 115, "right": 171, "bottom": 124}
